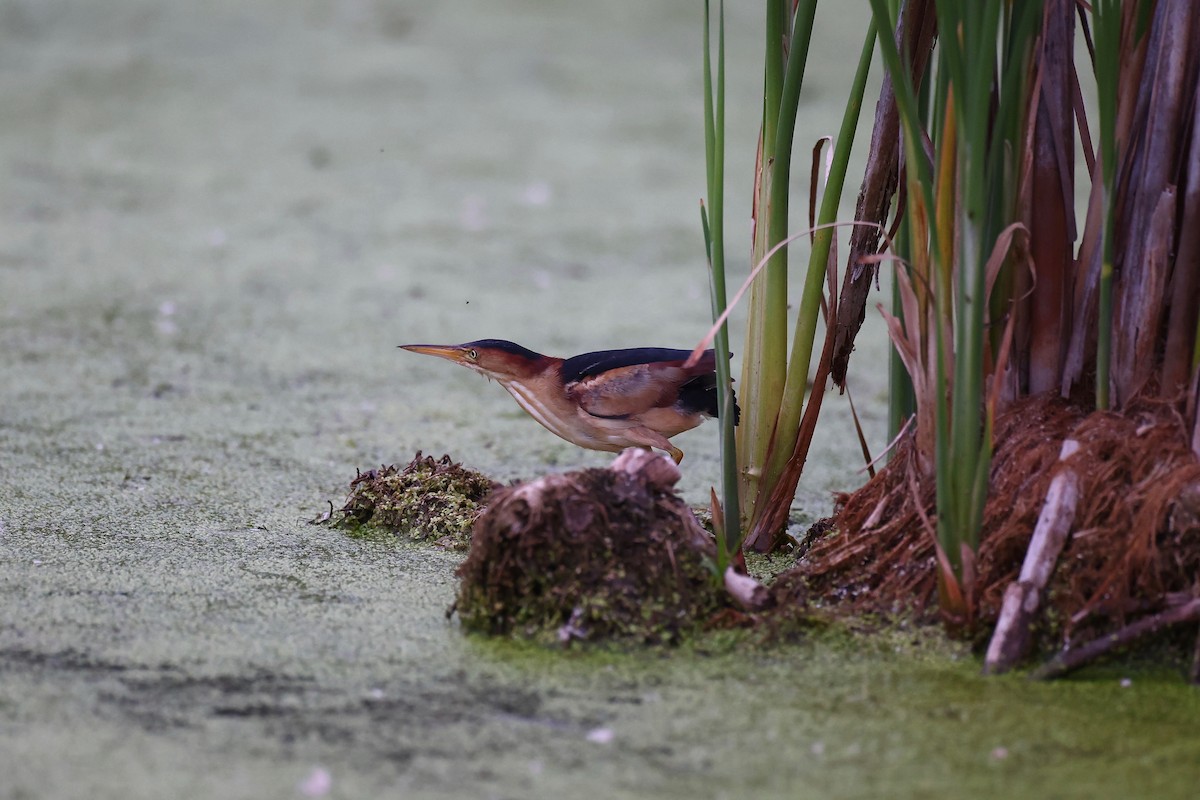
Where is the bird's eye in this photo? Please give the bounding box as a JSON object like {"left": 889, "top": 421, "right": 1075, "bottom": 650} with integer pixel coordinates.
{"left": 467, "top": 349, "right": 478, "bottom": 360}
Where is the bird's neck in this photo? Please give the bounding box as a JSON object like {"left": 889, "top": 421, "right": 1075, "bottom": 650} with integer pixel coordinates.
{"left": 493, "top": 357, "right": 559, "bottom": 386}
{"left": 496, "top": 360, "right": 573, "bottom": 437}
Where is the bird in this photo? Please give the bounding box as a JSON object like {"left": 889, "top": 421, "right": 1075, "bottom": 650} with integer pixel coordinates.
{"left": 399, "top": 339, "right": 737, "bottom": 464}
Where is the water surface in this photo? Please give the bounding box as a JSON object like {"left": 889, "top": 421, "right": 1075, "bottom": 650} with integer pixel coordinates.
{"left": 2, "top": 2, "right": 1196, "bottom": 798}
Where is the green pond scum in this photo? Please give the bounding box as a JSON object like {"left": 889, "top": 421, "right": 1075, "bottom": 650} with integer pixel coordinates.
{"left": 2, "top": 1, "right": 1198, "bottom": 799}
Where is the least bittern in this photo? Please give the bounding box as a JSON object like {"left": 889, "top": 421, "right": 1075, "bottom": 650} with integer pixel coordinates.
{"left": 399, "top": 339, "right": 737, "bottom": 463}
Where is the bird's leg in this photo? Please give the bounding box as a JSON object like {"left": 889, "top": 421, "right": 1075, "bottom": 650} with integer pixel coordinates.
{"left": 620, "top": 427, "right": 684, "bottom": 464}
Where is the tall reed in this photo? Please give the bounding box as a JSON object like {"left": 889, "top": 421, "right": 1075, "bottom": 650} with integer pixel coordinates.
{"left": 854, "top": 0, "right": 1200, "bottom": 624}
{"left": 701, "top": 2, "right": 876, "bottom": 554}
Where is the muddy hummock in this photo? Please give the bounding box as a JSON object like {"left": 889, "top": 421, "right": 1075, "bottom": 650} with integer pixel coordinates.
{"left": 455, "top": 449, "right": 725, "bottom": 644}
{"left": 783, "top": 393, "right": 1200, "bottom": 669}
{"left": 337, "top": 452, "right": 498, "bottom": 550}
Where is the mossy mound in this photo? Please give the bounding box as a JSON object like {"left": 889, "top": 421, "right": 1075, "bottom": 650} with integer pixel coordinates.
{"left": 337, "top": 452, "right": 497, "bottom": 550}
{"left": 455, "top": 450, "right": 725, "bottom": 644}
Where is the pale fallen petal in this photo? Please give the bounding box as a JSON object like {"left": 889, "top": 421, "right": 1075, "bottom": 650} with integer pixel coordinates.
{"left": 297, "top": 766, "right": 332, "bottom": 797}
{"left": 586, "top": 727, "right": 614, "bottom": 744}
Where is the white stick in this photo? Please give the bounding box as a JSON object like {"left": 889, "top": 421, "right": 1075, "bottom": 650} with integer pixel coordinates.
{"left": 984, "top": 439, "right": 1080, "bottom": 675}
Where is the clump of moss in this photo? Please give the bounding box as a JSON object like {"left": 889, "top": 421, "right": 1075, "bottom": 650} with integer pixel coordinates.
{"left": 454, "top": 450, "right": 726, "bottom": 644}
{"left": 337, "top": 452, "right": 497, "bottom": 550}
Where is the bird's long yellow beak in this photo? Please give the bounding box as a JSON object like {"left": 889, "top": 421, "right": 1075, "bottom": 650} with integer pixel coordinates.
{"left": 398, "top": 343, "right": 471, "bottom": 365}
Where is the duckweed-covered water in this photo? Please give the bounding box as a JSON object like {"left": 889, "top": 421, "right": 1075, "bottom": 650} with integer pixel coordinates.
{"left": 2, "top": 1, "right": 1197, "bottom": 798}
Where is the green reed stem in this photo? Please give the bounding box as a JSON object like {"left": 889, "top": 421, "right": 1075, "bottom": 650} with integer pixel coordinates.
{"left": 1093, "top": 0, "right": 1121, "bottom": 410}
{"left": 761, "top": 16, "right": 877, "bottom": 498}
{"left": 702, "top": 0, "right": 739, "bottom": 564}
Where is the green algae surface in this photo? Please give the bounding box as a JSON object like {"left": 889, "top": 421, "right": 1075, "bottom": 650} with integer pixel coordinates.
{"left": 2, "top": 1, "right": 1198, "bottom": 798}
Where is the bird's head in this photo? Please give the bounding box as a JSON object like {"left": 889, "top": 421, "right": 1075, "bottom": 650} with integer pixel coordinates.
{"left": 398, "top": 339, "right": 546, "bottom": 382}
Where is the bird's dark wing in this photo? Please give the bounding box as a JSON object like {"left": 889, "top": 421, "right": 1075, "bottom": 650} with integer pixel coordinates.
{"left": 566, "top": 362, "right": 691, "bottom": 419}
{"left": 562, "top": 348, "right": 722, "bottom": 419}
{"left": 560, "top": 348, "right": 710, "bottom": 384}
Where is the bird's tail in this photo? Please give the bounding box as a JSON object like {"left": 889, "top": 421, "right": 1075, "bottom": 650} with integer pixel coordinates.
{"left": 678, "top": 352, "right": 740, "bottom": 424}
